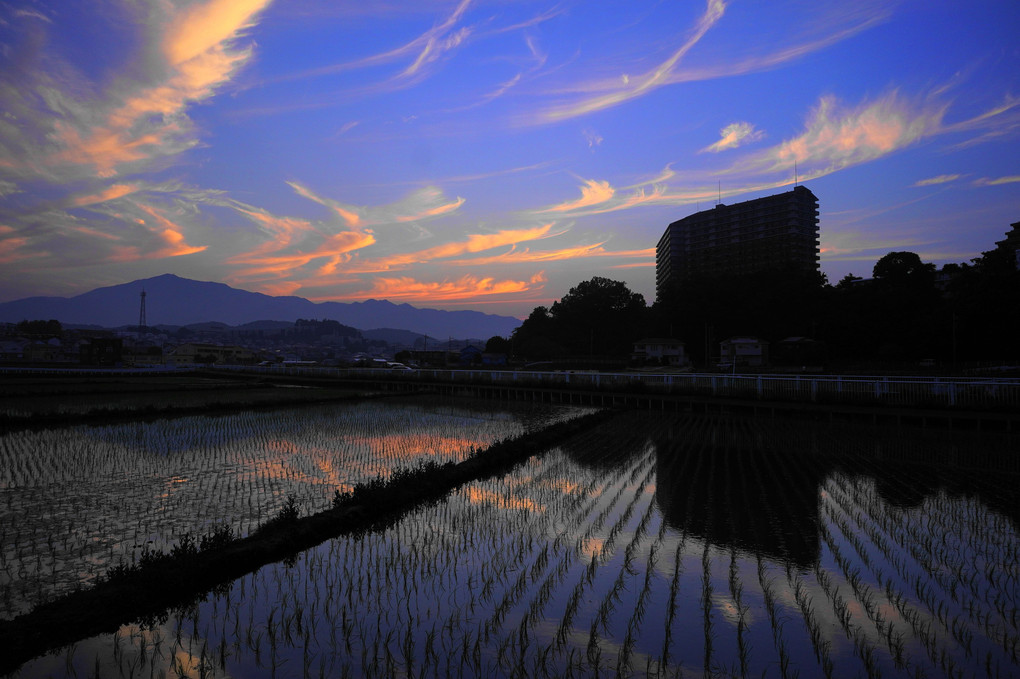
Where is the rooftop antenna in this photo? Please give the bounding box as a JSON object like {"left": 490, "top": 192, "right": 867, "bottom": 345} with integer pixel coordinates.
{"left": 794, "top": 160, "right": 799, "bottom": 187}
{"left": 717, "top": 180, "right": 721, "bottom": 205}
{"left": 138, "top": 288, "right": 147, "bottom": 338}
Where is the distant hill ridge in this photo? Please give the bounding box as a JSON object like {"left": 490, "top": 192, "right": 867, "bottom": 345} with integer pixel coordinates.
{"left": 0, "top": 274, "right": 521, "bottom": 340}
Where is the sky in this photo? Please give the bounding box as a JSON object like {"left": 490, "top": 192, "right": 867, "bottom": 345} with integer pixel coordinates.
{"left": 0, "top": 0, "right": 1017, "bottom": 318}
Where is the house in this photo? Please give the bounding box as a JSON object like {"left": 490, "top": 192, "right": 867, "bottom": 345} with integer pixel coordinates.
{"left": 0, "top": 339, "right": 27, "bottom": 362}
{"left": 719, "top": 336, "right": 769, "bottom": 368}
{"left": 774, "top": 337, "right": 825, "bottom": 369}
{"left": 632, "top": 338, "right": 688, "bottom": 366}
{"left": 80, "top": 337, "right": 123, "bottom": 366}
{"left": 169, "top": 343, "right": 256, "bottom": 365}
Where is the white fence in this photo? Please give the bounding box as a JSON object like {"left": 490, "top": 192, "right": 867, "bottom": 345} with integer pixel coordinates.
{"left": 4, "top": 364, "right": 1015, "bottom": 411}
{"left": 240, "top": 366, "right": 1020, "bottom": 412}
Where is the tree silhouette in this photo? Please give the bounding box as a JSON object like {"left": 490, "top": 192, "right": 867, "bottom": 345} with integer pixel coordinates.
{"left": 512, "top": 278, "right": 647, "bottom": 360}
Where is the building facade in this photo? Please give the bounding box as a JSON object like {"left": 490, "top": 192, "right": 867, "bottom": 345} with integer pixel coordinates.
{"left": 631, "top": 338, "right": 688, "bottom": 366}
{"left": 656, "top": 186, "right": 819, "bottom": 299}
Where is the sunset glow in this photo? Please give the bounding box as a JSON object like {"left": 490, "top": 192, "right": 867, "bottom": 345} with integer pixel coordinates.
{"left": 0, "top": 1, "right": 1015, "bottom": 316}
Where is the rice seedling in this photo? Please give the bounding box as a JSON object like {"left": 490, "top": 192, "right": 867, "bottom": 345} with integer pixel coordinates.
{"left": 0, "top": 397, "right": 592, "bottom": 619}
{"left": 7, "top": 409, "right": 1018, "bottom": 679}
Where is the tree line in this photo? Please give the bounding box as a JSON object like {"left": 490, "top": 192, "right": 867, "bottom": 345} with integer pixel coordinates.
{"left": 506, "top": 244, "right": 1019, "bottom": 370}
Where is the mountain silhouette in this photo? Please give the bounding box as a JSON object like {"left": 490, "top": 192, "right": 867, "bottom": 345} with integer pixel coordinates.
{"left": 0, "top": 274, "right": 522, "bottom": 340}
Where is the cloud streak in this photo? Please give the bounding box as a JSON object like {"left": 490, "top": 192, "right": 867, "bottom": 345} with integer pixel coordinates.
{"left": 700, "top": 122, "right": 764, "bottom": 153}
{"left": 538, "top": 0, "right": 726, "bottom": 122}
{"left": 721, "top": 91, "right": 947, "bottom": 181}
{"left": 1, "top": 0, "right": 272, "bottom": 181}
{"left": 325, "top": 272, "right": 547, "bottom": 303}
{"left": 913, "top": 174, "right": 961, "bottom": 187}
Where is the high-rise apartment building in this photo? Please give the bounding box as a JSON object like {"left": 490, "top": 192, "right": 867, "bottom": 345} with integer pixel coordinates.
{"left": 655, "top": 185, "right": 819, "bottom": 299}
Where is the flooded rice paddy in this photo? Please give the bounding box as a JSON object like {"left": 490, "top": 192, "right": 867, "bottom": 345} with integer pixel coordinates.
{"left": 0, "top": 398, "right": 591, "bottom": 618}
{"left": 4, "top": 401, "right": 1020, "bottom": 678}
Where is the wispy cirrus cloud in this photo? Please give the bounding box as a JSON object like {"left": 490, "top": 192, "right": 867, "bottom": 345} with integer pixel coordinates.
{"left": 0, "top": 182, "right": 214, "bottom": 271}
{"left": 268, "top": 0, "right": 474, "bottom": 91}
{"left": 526, "top": 89, "right": 969, "bottom": 221}
{"left": 700, "top": 122, "right": 764, "bottom": 153}
{"left": 321, "top": 271, "right": 548, "bottom": 303}
{"left": 974, "top": 175, "right": 1020, "bottom": 186}
{"left": 265, "top": 0, "right": 558, "bottom": 105}
{"left": 362, "top": 224, "right": 559, "bottom": 271}
{"left": 0, "top": 226, "right": 38, "bottom": 265}
{"left": 532, "top": 178, "right": 718, "bottom": 217}
{"left": 526, "top": 2, "right": 890, "bottom": 126}
{"left": 538, "top": 0, "right": 726, "bottom": 122}
{"left": 723, "top": 91, "right": 947, "bottom": 181}
{"left": 912, "top": 174, "right": 962, "bottom": 187}
{"left": 113, "top": 203, "right": 207, "bottom": 261}
{"left": 446, "top": 244, "right": 654, "bottom": 267}
{"left": 287, "top": 182, "right": 464, "bottom": 229}
{"left": 538, "top": 179, "right": 615, "bottom": 213}
{"left": 70, "top": 184, "right": 141, "bottom": 207}
{"left": 1, "top": 0, "right": 272, "bottom": 181}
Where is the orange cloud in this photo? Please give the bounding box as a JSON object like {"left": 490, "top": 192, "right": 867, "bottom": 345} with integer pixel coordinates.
{"left": 132, "top": 204, "right": 207, "bottom": 259}
{"left": 324, "top": 272, "right": 546, "bottom": 303}
{"left": 44, "top": 0, "right": 271, "bottom": 179}
{"left": 256, "top": 280, "right": 305, "bottom": 297}
{"left": 229, "top": 231, "right": 376, "bottom": 279}
{"left": 610, "top": 261, "right": 655, "bottom": 269}
{"left": 447, "top": 244, "right": 653, "bottom": 268}
{"left": 735, "top": 92, "right": 946, "bottom": 178}
{"left": 287, "top": 182, "right": 365, "bottom": 229}
{"left": 0, "top": 226, "right": 37, "bottom": 264}
{"left": 394, "top": 195, "right": 466, "bottom": 222}
{"left": 233, "top": 208, "right": 316, "bottom": 259}
{"left": 164, "top": 0, "right": 270, "bottom": 66}
{"left": 70, "top": 183, "right": 139, "bottom": 207}
{"left": 288, "top": 182, "right": 463, "bottom": 228}
{"left": 538, "top": 179, "right": 615, "bottom": 213}
{"left": 534, "top": 182, "right": 700, "bottom": 218}
{"left": 372, "top": 223, "right": 557, "bottom": 270}
{"left": 52, "top": 126, "right": 166, "bottom": 178}
{"left": 446, "top": 241, "right": 610, "bottom": 266}
{"left": 700, "top": 122, "right": 764, "bottom": 153}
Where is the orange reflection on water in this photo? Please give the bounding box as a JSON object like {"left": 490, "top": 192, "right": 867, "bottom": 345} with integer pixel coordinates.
{"left": 159, "top": 474, "right": 190, "bottom": 500}
{"left": 578, "top": 537, "right": 606, "bottom": 561}
{"left": 464, "top": 487, "right": 545, "bottom": 513}
{"left": 346, "top": 433, "right": 487, "bottom": 461}
{"left": 539, "top": 478, "right": 583, "bottom": 496}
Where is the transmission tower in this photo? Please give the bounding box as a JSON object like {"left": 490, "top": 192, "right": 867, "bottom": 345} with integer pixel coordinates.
{"left": 138, "top": 289, "right": 147, "bottom": 337}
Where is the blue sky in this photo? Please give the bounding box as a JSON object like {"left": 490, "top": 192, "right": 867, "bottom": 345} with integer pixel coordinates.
{"left": 0, "top": 0, "right": 1017, "bottom": 317}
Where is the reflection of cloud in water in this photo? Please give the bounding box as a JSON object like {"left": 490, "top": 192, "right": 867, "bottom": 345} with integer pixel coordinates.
{"left": 464, "top": 487, "right": 545, "bottom": 513}
{"left": 538, "top": 478, "right": 583, "bottom": 496}
{"left": 712, "top": 592, "right": 748, "bottom": 626}
{"left": 18, "top": 621, "right": 212, "bottom": 679}
{"left": 578, "top": 536, "right": 606, "bottom": 561}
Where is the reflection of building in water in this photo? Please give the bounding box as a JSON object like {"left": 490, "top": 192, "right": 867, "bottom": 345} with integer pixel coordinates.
{"left": 650, "top": 415, "right": 1019, "bottom": 567}
{"left": 652, "top": 419, "right": 827, "bottom": 569}
{"left": 823, "top": 427, "right": 1020, "bottom": 529}
{"left": 560, "top": 412, "right": 1020, "bottom": 567}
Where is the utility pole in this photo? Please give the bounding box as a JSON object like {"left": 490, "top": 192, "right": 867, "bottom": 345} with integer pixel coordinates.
{"left": 138, "top": 289, "right": 147, "bottom": 339}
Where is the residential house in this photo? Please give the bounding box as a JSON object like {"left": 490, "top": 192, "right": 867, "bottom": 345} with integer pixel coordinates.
{"left": 632, "top": 338, "right": 688, "bottom": 366}
{"left": 719, "top": 336, "right": 769, "bottom": 368}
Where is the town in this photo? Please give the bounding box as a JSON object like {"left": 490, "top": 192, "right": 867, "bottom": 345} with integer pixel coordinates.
{"left": 2, "top": 187, "right": 1017, "bottom": 375}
